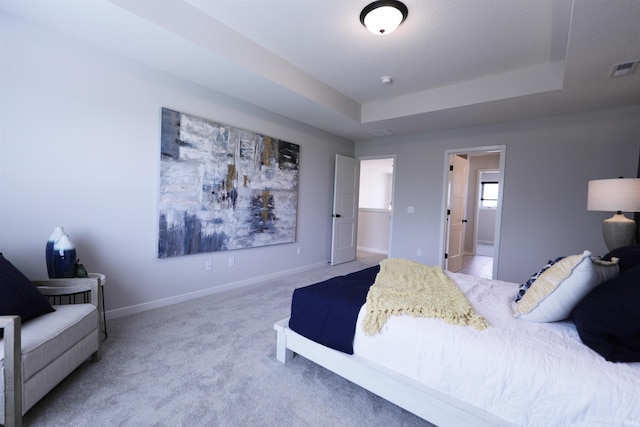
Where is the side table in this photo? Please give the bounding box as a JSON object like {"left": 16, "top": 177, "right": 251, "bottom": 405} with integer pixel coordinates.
{"left": 35, "top": 273, "right": 107, "bottom": 341}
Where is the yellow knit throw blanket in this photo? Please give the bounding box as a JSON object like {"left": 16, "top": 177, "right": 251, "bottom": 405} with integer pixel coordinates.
{"left": 362, "top": 258, "right": 490, "bottom": 335}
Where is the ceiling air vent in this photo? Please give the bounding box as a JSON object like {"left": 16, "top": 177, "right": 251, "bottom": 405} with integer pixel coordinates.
{"left": 609, "top": 60, "right": 639, "bottom": 77}
{"left": 367, "top": 129, "right": 396, "bottom": 137}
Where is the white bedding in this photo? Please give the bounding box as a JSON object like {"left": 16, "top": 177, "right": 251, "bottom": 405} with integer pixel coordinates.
{"left": 353, "top": 271, "right": 640, "bottom": 427}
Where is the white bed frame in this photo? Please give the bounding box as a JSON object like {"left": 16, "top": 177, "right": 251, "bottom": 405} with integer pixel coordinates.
{"left": 274, "top": 317, "right": 516, "bottom": 427}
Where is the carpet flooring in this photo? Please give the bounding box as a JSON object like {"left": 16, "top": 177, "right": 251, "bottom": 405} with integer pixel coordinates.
{"left": 23, "top": 256, "right": 432, "bottom": 427}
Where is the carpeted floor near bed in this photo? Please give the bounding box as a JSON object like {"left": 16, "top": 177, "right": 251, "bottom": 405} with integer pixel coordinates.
{"left": 23, "top": 255, "right": 433, "bottom": 427}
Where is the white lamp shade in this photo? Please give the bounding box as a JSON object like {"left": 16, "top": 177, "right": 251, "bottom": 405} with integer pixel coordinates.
{"left": 364, "top": 6, "right": 404, "bottom": 35}
{"left": 587, "top": 178, "right": 640, "bottom": 212}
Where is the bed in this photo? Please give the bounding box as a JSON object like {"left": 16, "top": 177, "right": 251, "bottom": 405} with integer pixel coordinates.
{"left": 274, "top": 254, "right": 640, "bottom": 427}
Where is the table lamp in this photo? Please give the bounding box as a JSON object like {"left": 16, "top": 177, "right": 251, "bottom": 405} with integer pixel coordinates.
{"left": 587, "top": 177, "right": 640, "bottom": 250}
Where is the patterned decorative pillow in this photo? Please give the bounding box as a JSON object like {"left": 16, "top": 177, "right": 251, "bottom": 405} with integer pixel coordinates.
{"left": 514, "top": 250, "right": 619, "bottom": 322}
{"left": 515, "top": 256, "right": 565, "bottom": 302}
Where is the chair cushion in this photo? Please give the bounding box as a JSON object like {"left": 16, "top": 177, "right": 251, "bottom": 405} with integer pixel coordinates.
{"left": 0, "top": 304, "right": 98, "bottom": 380}
{"left": 0, "top": 253, "right": 54, "bottom": 338}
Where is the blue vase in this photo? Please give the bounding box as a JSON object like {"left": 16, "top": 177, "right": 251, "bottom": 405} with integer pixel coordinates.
{"left": 51, "top": 234, "right": 77, "bottom": 278}
{"left": 46, "top": 226, "right": 66, "bottom": 278}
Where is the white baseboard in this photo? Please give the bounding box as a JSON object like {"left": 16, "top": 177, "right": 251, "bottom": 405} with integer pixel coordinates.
{"left": 357, "top": 246, "right": 389, "bottom": 255}
{"left": 105, "top": 261, "right": 328, "bottom": 320}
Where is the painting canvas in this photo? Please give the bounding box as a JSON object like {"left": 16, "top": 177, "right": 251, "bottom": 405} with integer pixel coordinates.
{"left": 158, "top": 108, "right": 299, "bottom": 258}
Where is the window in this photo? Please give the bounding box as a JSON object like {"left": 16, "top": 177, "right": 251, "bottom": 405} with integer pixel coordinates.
{"left": 480, "top": 181, "right": 499, "bottom": 208}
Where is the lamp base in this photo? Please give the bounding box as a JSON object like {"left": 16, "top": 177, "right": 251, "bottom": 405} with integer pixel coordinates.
{"left": 603, "top": 213, "right": 636, "bottom": 251}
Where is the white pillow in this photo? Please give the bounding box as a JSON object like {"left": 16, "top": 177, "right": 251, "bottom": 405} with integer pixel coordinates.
{"left": 513, "top": 250, "right": 619, "bottom": 322}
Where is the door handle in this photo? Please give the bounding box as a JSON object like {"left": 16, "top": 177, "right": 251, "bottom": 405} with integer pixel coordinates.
{"left": 332, "top": 214, "right": 342, "bottom": 218}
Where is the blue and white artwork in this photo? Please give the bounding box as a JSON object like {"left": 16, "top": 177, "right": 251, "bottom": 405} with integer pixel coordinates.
{"left": 158, "top": 108, "right": 299, "bottom": 258}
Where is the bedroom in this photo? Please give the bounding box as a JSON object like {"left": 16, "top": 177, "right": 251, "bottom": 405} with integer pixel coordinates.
{"left": 1, "top": 1, "right": 639, "bottom": 425}
{"left": 2, "top": 0, "right": 638, "bottom": 317}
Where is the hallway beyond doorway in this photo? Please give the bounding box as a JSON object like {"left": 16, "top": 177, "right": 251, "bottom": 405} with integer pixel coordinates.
{"left": 459, "top": 244, "right": 494, "bottom": 279}
{"left": 356, "top": 250, "right": 387, "bottom": 266}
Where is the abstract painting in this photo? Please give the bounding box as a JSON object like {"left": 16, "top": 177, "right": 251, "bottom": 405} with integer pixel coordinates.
{"left": 158, "top": 108, "right": 299, "bottom": 258}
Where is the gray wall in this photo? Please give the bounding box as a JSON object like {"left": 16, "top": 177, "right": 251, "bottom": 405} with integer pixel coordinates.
{"left": 0, "top": 14, "right": 353, "bottom": 317}
{"left": 355, "top": 107, "right": 640, "bottom": 283}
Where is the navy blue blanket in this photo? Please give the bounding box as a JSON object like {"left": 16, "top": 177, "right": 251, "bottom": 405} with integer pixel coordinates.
{"left": 288, "top": 265, "right": 379, "bottom": 354}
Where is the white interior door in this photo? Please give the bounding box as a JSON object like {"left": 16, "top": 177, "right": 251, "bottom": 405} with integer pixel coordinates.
{"left": 331, "top": 154, "right": 360, "bottom": 265}
{"left": 445, "top": 154, "right": 468, "bottom": 272}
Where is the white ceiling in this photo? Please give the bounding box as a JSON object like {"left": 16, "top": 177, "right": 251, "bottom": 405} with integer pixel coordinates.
{"left": 2, "top": 0, "right": 640, "bottom": 141}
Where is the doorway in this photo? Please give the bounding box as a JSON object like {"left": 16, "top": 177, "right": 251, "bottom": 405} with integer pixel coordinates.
{"left": 442, "top": 147, "right": 505, "bottom": 279}
{"left": 330, "top": 154, "right": 360, "bottom": 265}
{"left": 356, "top": 157, "right": 395, "bottom": 263}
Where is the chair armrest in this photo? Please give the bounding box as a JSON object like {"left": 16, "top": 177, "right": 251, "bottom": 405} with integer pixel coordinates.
{"left": 1, "top": 315, "right": 23, "bottom": 427}
{"left": 32, "top": 278, "right": 99, "bottom": 308}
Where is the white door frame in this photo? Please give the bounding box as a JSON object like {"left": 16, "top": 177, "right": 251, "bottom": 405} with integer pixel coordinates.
{"left": 356, "top": 155, "right": 396, "bottom": 257}
{"left": 440, "top": 145, "right": 506, "bottom": 279}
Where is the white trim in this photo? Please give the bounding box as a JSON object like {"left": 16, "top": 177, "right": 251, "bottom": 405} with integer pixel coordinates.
{"left": 493, "top": 151, "right": 506, "bottom": 278}
{"left": 358, "top": 207, "right": 391, "bottom": 213}
{"left": 106, "top": 261, "right": 327, "bottom": 320}
{"left": 476, "top": 239, "right": 494, "bottom": 245}
{"left": 356, "top": 246, "right": 389, "bottom": 254}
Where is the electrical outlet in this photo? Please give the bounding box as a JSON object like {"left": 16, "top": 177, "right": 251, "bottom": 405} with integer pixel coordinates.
{"left": 297, "top": 247, "right": 302, "bottom": 255}
{"left": 417, "top": 249, "right": 422, "bottom": 256}
{"left": 228, "top": 256, "right": 235, "bottom": 267}
{"left": 205, "top": 260, "right": 213, "bottom": 271}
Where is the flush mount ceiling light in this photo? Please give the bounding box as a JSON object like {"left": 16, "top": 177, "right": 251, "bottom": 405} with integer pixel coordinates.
{"left": 360, "top": 0, "right": 408, "bottom": 35}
